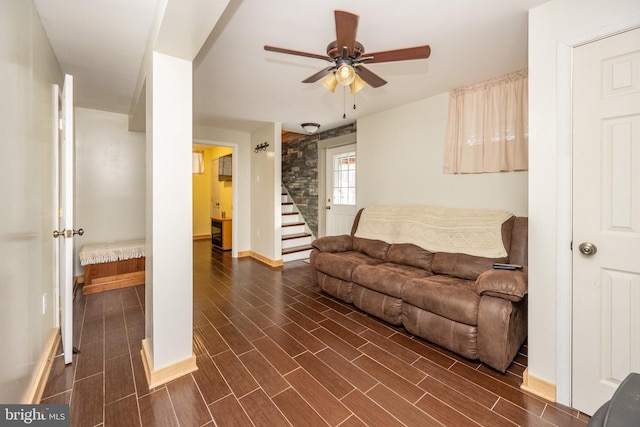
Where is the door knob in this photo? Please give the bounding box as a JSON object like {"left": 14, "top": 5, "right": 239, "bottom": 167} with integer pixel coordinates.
{"left": 53, "top": 228, "right": 84, "bottom": 238}
{"left": 578, "top": 242, "right": 597, "bottom": 256}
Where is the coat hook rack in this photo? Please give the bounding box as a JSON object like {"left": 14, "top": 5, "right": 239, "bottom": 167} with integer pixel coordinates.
{"left": 254, "top": 142, "right": 269, "bottom": 153}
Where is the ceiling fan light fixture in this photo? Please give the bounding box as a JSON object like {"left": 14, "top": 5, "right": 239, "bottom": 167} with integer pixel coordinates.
{"left": 335, "top": 64, "right": 356, "bottom": 86}
{"left": 350, "top": 74, "right": 366, "bottom": 94}
{"left": 301, "top": 123, "right": 320, "bottom": 134}
{"left": 320, "top": 72, "right": 338, "bottom": 92}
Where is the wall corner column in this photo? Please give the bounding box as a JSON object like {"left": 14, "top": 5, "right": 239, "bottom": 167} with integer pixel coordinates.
{"left": 142, "top": 50, "right": 196, "bottom": 387}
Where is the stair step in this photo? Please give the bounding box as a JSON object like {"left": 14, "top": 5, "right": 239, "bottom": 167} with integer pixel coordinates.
{"left": 282, "top": 244, "right": 313, "bottom": 255}
{"left": 282, "top": 232, "right": 311, "bottom": 241}
{"left": 282, "top": 202, "right": 293, "bottom": 206}
{"left": 282, "top": 213, "right": 301, "bottom": 225}
{"left": 282, "top": 247, "right": 312, "bottom": 262}
{"left": 283, "top": 239, "right": 311, "bottom": 250}
{"left": 282, "top": 212, "right": 299, "bottom": 216}
{"left": 282, "top": 204, "right": 295, "bottom": 214}
{"left": 283, "top": 222, "right": 305, "bottom": 227}
{"left": 282, "top": 224, "right": 305, "bottom": 235}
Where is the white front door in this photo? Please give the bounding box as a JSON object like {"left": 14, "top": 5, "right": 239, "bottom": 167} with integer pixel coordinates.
{"left": 325, "top": 144, "right": 357, "bottom": 236}
{"left": 572, "top": 28, "right": 640, "bottom": 415}
{"left": 56, "top": 74, "right": 75, "bottom": 364}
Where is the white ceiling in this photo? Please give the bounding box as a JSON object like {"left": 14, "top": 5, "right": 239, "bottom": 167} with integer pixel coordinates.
{"left": 33, "top": 0, "right": 550, "bottom": 134}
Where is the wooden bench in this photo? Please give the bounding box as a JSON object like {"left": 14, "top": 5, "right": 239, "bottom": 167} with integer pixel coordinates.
{"left": 79, "top": 239, "right": 145, "bottom": 295}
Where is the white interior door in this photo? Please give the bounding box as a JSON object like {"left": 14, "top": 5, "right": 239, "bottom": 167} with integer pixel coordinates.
{"left": 572, "top": 28, "right": 640, "bottom": 415}
{"left": 56, "top": 74, "right": 75, "bottom": 364}
{"left": 325, "top": 144, "right": 357, "bottom": 236}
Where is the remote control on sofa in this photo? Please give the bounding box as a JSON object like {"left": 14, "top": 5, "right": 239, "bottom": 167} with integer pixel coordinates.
{"left": 492, "top": 263, "right": 523, "bottom": 270}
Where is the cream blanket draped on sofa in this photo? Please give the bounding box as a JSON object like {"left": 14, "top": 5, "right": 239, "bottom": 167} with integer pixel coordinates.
{"left": 353, "top": 205, "right": 513, "bottom": 258}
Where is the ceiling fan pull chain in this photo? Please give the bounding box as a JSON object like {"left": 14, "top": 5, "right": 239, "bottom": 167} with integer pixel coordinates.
{"left": 343, "top": 86, "right": 347, "bottom": 119}
{"left": 353, "top": 92, "right": 357, "bottom": 111}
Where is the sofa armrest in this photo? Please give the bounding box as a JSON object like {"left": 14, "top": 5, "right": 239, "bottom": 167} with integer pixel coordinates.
{"left": 311, "top": 235, "right": 353, "bottom": 253}
{"left": 475, "top": 268, "right": 528, "bottom": 302}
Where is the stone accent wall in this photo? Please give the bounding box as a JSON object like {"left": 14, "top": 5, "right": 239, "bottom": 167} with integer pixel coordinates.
{"left": 282, "top": 123, "right": 356, "bottom": 237}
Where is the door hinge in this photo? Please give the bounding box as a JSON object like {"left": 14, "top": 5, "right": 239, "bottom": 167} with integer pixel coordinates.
{"left": 570, "top": 241, "right": 573, "bottom": 250}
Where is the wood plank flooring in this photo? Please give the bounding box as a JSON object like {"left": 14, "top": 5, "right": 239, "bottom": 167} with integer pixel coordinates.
{"left": 41, "top": 240, "right": 591, "bottom": 426}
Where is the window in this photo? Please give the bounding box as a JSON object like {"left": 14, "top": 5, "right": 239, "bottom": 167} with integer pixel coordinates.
{"left": 443, "top": 69, "right": 528, "bottom": 173}
{"left": 332, "top": 151, "right": 356, "bottom": 205}
{"left": 192, "top": 150, "right": 204, "bottom": 174}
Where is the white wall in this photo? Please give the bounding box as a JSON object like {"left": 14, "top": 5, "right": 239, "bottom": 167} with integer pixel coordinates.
{"left": 250, "top": 124, "right": 282, "bottom": 261}
{"left": 528, "top": 0, "right": 640, "bottom": 404}
{"left": 75, "top": 108, "right": 146, "bottom": 274}
{"left": 357, "top": 92, "right": 528, "bottom": 216}
{"left": 0, "top": 0, "right": 62, "bottom": 403}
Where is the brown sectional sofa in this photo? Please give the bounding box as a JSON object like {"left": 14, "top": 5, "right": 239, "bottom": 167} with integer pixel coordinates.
{"left": 309, "top": 206, "right": 528, "bottom": 372}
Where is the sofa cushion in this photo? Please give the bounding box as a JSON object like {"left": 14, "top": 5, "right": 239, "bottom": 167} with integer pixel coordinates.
{"left": 403, "top": 276, "right": 480, "bottom": 326}
{"left": 431, "top": 252, "right": 508, "bottom": 280}
{"left": 386, "top": 243, "right": 434, "bottom": 271}
{"left": 315, "top": 251, "right": 383, "bottom": 282}
{"left": 352, "top": 237, "right": 390, "bottom": 260}
{"left": 353, "top": 285, "right": 403, "bottom": 325}
{"left": 353, "top": 263, "right": 432, "bottom": 298}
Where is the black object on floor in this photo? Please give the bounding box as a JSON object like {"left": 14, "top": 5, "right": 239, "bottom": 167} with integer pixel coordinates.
{"left": 587, "top": 372, "right": 640, "bottom": 427}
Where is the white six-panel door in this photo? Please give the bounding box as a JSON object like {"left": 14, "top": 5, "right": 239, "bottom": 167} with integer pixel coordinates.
{"left": 572, "top": 28, "right": 640, "bottom": 415}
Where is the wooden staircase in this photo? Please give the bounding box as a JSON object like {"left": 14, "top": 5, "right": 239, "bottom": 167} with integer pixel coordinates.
{"left": 281, "top": 191, "right": 314, "bottom": 262}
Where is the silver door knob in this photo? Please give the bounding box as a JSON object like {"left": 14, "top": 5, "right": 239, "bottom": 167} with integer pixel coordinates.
{"left": 73, "top": 228, "right": 84, "bottom": 236}
{"left": 579, "top": 242, "right": 597, "bottom": 256}
{"left": 53, "top": 229, "right": 65, "bottom": 238}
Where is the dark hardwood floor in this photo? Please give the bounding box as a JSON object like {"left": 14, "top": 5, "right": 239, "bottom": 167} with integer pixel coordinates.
{"left": 41, "top": 239, "right": 591, "bottom": 426}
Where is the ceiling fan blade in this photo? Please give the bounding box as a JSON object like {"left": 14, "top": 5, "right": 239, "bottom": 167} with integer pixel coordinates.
{"left": 365, "top": 45, "right": 431, "bottom": 63}
{"left": 302, "top": 66, "right": 336, "bottom": 83}
{"left": 335, "top": 10, "right": 359, "bottom": 57}
{"left": 355, "top": 65, "right": 387, "bottom": 88}
{"left": 264, "top": 45, "right": 332, "bottom": 62}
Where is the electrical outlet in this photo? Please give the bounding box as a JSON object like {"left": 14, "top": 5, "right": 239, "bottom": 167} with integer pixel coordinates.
{"left": 42, "top": 293, "right": 47, "bottom": 315}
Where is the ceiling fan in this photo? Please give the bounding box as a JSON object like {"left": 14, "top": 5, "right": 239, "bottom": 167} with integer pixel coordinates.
{"left": 264, "top": 10, "right": 431, "bottom": 94}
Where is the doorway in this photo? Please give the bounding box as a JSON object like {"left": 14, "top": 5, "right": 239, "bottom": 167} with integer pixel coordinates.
{"left": 325, "top": 144, "right": 357, "bottom": 236}
{"left": 317, "top": 132, "right": 357, "bottom": 237}
{"left": 192, "top": 142, "right": 237, "bottom": 257}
